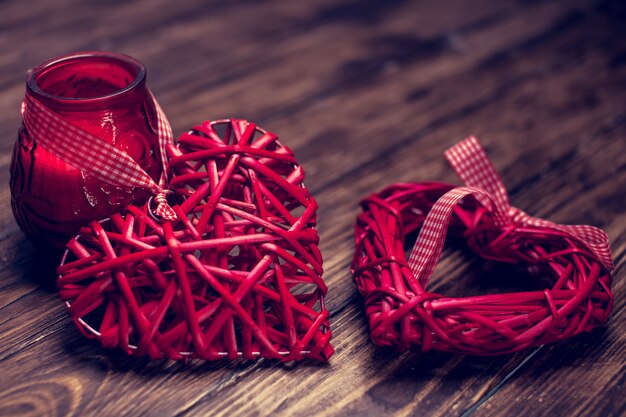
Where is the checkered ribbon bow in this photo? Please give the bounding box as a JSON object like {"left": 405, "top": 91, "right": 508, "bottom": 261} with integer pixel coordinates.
{"left": 21, "top": 94, "right": 177, "bottom": 221}
{"left": 408, "top": 136, "right": 614, "bottom": 289}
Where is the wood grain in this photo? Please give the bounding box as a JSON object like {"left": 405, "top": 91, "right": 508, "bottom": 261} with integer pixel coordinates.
{"left": 0, "top": 0, "right": 624, "bottom": 416}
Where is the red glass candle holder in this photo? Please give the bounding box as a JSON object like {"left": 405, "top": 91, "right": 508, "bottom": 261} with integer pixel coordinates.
{"left": 10, "top": 51, "right": 163, "bottom": 248}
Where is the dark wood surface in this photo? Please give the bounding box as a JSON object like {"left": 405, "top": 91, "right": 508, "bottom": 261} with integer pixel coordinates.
{"left": 1, "top": 0, "right": 625, "bottom": 416}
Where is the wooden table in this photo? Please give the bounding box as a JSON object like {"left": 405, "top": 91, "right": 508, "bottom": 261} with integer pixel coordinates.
{"left": 1, "top": 1, "right": 624, "bottom": 416}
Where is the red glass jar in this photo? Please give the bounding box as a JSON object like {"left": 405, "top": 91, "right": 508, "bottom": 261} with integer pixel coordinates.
{"left": 10, "top": 51, "right": 163, "bottom": 248}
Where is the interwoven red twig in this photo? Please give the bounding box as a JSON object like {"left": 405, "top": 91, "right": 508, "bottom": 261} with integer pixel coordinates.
{"left": 57, "top": 119, "right": 333, "bottom": 361}
{"left": 352, "top": 138, "right": 614, "bottom": 355}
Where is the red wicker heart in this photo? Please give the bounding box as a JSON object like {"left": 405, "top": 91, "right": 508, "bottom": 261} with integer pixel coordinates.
{"left": 57, "top": 119, "right": 333, "bottom": 361}
{"left": 352, "top": 138, "right": 614, "bottom": 355}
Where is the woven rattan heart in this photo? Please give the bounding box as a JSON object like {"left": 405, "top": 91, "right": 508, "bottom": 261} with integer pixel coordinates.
{"left": 57, "top": 119, "right": 333, "bottom": 361}
{"left": 352, "top": 137, "right": 614, "bottom": 355}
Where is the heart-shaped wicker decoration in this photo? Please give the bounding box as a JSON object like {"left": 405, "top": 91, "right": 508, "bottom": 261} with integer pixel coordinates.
{"left": 57, "top": 119, "right": 333, "bottom": 361}
{"left": 352, "top": 137, "right": 614, "bottom": 355}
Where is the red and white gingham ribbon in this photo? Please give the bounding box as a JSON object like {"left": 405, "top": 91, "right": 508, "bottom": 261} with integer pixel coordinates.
{"left": 21, "top": 93, "right": 177, "bottom": 221}
{"left": 408, "top": 136, "right": 614, "bottom": 289}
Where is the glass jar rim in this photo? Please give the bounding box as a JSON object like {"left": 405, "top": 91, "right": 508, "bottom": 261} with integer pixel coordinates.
{"left": 26, "top": 51, "right": 147, "bottom": 108}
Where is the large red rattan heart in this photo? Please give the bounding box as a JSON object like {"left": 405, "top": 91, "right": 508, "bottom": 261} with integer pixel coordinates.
{"left": 57, "top": 119, "right": 333, "bottom": 361}
{"left": 352, "top": 137, "right": 614, "bottom": 355}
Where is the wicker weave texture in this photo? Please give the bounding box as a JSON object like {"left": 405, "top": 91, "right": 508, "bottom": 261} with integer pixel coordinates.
{"left": 352, "top": 180, "right": 613, "bottom": 355}
{"left": 58, "top": 119, "right": 333, "bottom": 361}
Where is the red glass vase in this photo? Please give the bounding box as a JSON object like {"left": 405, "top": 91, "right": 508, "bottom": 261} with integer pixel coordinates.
{"left": 10, "top": 51, "right": 163, "bottom": 248}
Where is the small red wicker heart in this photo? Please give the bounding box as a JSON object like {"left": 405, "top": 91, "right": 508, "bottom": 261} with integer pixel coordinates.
{"left": 57, "top": 119, "right": 333, "bottom": 361}
{"left": 352, "top": 137, "right": 614, "bottom": 355}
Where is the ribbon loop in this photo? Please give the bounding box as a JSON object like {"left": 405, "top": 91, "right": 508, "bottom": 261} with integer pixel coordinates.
{"left": 408, "top": 137, "right": 614, "bottom": 289}
{"left": 407, "top": 186, "right": 499, "bottom": 288}
{"left": 444, "top": 136, "right": 510, "bottom": 212}
{"left": 153, "top": 191, "right": 178, "bottom": 221}
{"left": 22, "top": 93, "right": 178, "bottom": 222}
